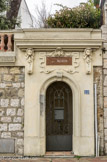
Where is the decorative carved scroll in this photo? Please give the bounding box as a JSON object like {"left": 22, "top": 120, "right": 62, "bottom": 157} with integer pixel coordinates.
{"left": 83, "top": 48, "right": 92, "bottom": 74}
{"left": 25, "top": 48, "right": 34, "bottom": 74}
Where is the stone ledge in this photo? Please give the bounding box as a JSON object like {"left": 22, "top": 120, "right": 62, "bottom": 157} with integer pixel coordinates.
{"left": 0, "top": 52, "right": 16, "bottom": 63}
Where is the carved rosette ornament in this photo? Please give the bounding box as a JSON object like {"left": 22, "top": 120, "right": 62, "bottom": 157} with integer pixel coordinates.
{"left": 83, "top": 48, "right": 92, "bottom": 74}
{"left": 25, "top": 48, "right": 35, "bottom": 74}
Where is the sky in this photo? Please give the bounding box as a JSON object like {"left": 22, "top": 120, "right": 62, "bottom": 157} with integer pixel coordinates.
{"left": 26, "top": 0, "right": 88, "bottom": 16}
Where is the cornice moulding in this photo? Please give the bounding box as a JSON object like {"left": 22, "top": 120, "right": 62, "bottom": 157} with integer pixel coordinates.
{"left": 15, "top": 39, "right": 102, "bottom": 51}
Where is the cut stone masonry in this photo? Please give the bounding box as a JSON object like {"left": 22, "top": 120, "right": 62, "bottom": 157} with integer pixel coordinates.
{"left": 0, "top": 67, "right": 25, "bottom": 155}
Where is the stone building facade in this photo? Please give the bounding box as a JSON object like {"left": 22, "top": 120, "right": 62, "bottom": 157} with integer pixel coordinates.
{"left": 0, "top": 29, "right": 102, "bottom": 156}
{"left": 1, "top": 2, "right": 107, "bottom": 156}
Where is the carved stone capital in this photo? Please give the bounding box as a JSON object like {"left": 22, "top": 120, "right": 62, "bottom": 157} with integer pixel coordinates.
{"left": 83, "top": 48, "right": 92, "bottom": 74}
{"left": 25, "top": 48, "right": 35, "bottom": 74}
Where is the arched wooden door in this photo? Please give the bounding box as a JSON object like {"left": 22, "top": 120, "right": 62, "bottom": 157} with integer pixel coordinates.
{"left": 46, "top": 81, "right": 73, "bottom": 151}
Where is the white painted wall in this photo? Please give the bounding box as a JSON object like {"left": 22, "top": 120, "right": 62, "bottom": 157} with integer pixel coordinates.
{"left": 16, "top": 0, "right": 33, "bottom": 29}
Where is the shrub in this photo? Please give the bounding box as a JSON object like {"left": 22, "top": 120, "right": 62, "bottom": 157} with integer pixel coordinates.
{"left": 0, "top": 0, "right": 20, "bottom": 30}
{"left": 46, "top": 0, "right": 101, "bottom": 28}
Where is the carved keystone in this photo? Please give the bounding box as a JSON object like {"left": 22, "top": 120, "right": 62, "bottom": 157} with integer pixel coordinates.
{"left": 56, "top": 71, "right": 63, "bottom": 81}
{"left": 25, "top": 48, "right": 34, "bottom": 74}
{"left": 83, "top": 48, "right": 92, "bottom": 75}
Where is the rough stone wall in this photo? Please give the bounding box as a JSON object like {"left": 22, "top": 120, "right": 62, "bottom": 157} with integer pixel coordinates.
{"left": 103, "top": 47, "right": 107, "bottom": 155}
{"left": 102, "top": 23, "right": 107, "bottom": 155}
{"left": 94, "top": 67, "right": 104, "bottom": 155}
{"left": 0, "top": 67, "right": 25, "bottom": 155}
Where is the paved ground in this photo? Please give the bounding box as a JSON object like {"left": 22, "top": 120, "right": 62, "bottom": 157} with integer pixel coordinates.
{"left": 0, "top": 157, "right": 107, "bottom": 162}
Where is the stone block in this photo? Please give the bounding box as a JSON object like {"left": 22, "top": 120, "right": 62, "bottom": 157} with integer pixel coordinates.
{"left": 0, "top": 139, "right": 14, "bottom": 153}
{"left": 105, "top": 136, "right": 107, "bottom": 141}
{"left": 6, "top": 83, "right": 12, "bottom": 87}
{"left": 105, "top": 143, "right": 107, "bottom": 153}
{"left": 17, "top": 132, "right": 24, "bottom": 137}
{"left": 0, "top": 124, "right": 7, "bottom": 131}
{"left": 104, "top": 97, "right": 107, "bottom": 108}
{"left": 104, "top": 59, "right": 107, "bottom": 68}
{"left": 13, "top": 117, "right": 22, "bottom": 123}
{"left": 0, "top": 109, "right": 5, "bottom": 116}
{"left": 21, "top": 67, "right": 25, "bottom": 73}
{"left": 104, "top": 76, "right": 107, "bottom": 86}
{"left": 0, "top": 53, "right": 15, "bottom": 63}
{"left": 103, "top": 54, "right": 107, "bottom": 59}
{"left": 104, "top": 118, "right": 107, "bottom": 128}
{"left": 17, "top": 147, "right": 23, "bottom": 155}
{"left": 9, "top": 124, "right": 22, "bottom": 131}
{"left": 3, "top": 75, "right": 14, "bottom": 82}
{"left": 21, "top": 82, "right": 25, "bottom": 88}
{"left": 0, "top": 90, "right": 5, "bottom": 98}
{"left": 16, "top": 139, "right": 24, "bottom": 146}
{"left": 17, "top": 109, "right": 24, "bottom": 116}
{"left": 15, "top": 75, "right": 24, "bottom": 82}
{"left": 18, "top": 89, "right": 24, "bottom": 97}
{"left": 1, "top": 132, "right": 11, "bottom": 138}
{"left": 0, "top": 76, "right": 1, "bottom": 82}
{"left": 104, "top": 87, "right": 107, "bottom": 96}
{"left": 10, "top": 99, "right": 19, "bottom": 107}
{"left": 10, "top": 67, "right": 20, "bottom": 74}
{"left": 5, "top": 88, "right": 18, "bottom": 98}
{"left": 12, "top": 83, "right": 20, "bottom": 88}
{"left": 1, "top": 117, "right": 11, "bottom": 123}
{"left": 104, "top": 69, "right": 107, "bottom": 75}
{"left": 7, "top": 108, "right": 16, "bottom": 116}
{"left": 1, "top": 99, "right": 9, "bottom": 107}
{"left": 21, "top": 98, "right": 24, "bottom": 106}
{"left": 0, "top": 67, "right": 8, "bottom": 74}
{"left": 0, "top": 83, "right": 6, "bottom": 88}
{"left": 105, "top": 129, "right": 107, "bottom": 136}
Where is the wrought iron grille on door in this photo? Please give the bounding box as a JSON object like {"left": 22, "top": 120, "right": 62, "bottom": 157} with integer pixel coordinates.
{"left": 46, "top": 81, "right": 72, "bottom": 151}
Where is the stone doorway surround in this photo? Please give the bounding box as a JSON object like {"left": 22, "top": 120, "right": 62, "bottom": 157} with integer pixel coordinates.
{"left": 0, "top": 29, "right": 102, "bottom": 156}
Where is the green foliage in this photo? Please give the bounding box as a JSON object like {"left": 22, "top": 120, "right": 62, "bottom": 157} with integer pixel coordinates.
{"left": 94, "top": 0, "right": 100, "bottom": 6}
{"left": 0, "top": 16, "right": 20, "bottom": 30}
{"left": 0, "top": 0, "right": 20, "bottom": 30}
{"left": 0, "top": 0, "right": 7, "bottom": 12}
{"left": 46, "top": 0, "right": 101, "bottom": 28}
{"left": 74, "top": 155, "right": 81, "bottom": 159}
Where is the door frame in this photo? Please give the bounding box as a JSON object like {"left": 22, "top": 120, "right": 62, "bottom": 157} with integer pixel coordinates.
{"left": 39, "top": 75, "right": 81, "bottom": 155}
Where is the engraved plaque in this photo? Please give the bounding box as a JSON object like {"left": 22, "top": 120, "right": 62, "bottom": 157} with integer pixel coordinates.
{"left": 46, "top": 57, "right": 72, "bottom": 65}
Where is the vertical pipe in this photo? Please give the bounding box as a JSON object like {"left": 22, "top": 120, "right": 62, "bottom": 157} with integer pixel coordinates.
{"left": 94, "top": 83, "right": 98, "bottom": 157}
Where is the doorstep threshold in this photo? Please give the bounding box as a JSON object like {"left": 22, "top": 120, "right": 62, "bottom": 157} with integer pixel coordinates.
{"left": 44, "top": 155, "right": 74, "bottom": 158}
{"left": 45, "top": 151, "right": 74, "bottom": 158}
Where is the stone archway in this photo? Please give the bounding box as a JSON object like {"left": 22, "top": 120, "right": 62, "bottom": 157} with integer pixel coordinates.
{"left": 39, "top": 75, "right": 81, "bottom": 155}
